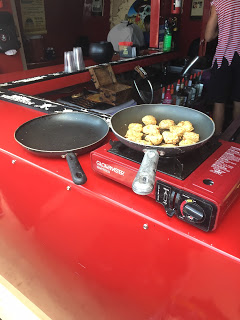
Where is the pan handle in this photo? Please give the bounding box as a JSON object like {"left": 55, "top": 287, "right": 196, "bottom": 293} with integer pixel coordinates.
{"left": 132, "top": 149, "right": 159, "bottom": 195}
{"left": 66, "top": 152, "right": 87, "bottom": 185}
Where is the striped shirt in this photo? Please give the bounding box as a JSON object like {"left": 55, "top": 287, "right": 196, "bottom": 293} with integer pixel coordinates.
{"left": 211, "top": 0, "right": 240, "bottom": 68}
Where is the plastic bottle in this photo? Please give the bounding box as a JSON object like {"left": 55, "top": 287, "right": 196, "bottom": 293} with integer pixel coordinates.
{"left": 175, "top": 78, "right": 183, "bottom": 105}
{"left": 171, "top": 84, "right": 176, "bottom": 104}
{"left": 184, "top": 80, "right": 189, "bottom": 106}
{"left": 161, "top": 87, "right": 166, "bottom": 103}
{"left": 176, "top": 79, "right": 187, "bottom": 106}
{"left": 192, "top": 72, "right": 203, "bottom": 98}
{"left": 159, "top": 21, "right": 165, "bottom": 52}
{"left": 175, "top": 79, "right": 180, "bottom": 93}
{"left": 197, "top": 71, "right": 204, "bottom": 98}
{"left": 188, "top": 75, "right": 196, "bottom": 103}
{"left": 162, "top": 85, "right": 172, "bottom": 104}
{"left": 163, "top": 20, "right": 172, "bottom": 52}
{"left": 192, "top": 73, "right": 199, "bottom": 98}
{"left": 186, "top": 75, "right": 195, "bottom": 105}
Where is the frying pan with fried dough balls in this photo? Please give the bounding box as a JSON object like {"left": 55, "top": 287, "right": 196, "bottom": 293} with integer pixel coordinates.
{"left": 110, "top": 104, "right": 215, "bottom": 195}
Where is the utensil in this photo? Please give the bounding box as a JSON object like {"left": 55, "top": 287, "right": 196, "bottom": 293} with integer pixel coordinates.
{"left": 110, "top": 104, "right": 215, "bottom": 195}
{"left": 15, "top": 112, "right": 109, "bottom": 185}
{"left": 64, "top": 51, "right": 77, "bottom": 73}
{"left": 73, "top": 47, "right": 85, "bottom": 71}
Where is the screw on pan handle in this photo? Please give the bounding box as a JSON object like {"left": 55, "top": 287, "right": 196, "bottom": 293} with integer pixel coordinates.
{"left": 66, "top": 152, "right": 87, "bottom": 185}
{"left": 132, "top": 149, "right": 159, "bottom": 195}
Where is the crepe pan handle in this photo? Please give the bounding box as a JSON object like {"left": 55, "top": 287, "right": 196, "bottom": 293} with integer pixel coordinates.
{"left": 132, "top": 149, "right": 159, "bottom": 195}
{"left": 66, "top": 152, "right": 87, "bottom": 185}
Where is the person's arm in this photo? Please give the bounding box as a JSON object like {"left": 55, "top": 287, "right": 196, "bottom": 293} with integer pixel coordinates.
{"left": 205, "top": 5, "right": 218, "bottom": 42}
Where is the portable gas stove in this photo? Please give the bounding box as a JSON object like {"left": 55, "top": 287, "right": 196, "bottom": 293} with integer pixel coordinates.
{"left": 91, "top": 137, "right": 240, "bottom": 232}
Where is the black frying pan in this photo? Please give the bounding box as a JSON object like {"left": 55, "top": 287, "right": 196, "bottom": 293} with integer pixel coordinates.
{"left": 15, "top": 112, "right": 109, "bottom": 185}
{"left": 110, "top": 104, "right": 215, "bottom": 195}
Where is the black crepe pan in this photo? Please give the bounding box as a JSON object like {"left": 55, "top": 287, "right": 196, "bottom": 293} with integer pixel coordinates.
{"left": 110, "top": 104, "right": 215, "bottom": 195}
{"left": 15, "top": 112, "right": 109, "bottom": 185}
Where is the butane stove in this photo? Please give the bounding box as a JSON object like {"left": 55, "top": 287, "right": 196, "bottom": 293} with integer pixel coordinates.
{"left": 91, "top": 138, "right": 240, "bottom": 232}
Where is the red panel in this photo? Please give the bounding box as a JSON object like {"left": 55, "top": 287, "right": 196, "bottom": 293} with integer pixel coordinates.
{"left": 150, "top": 0, "right": 160, "bottom": 48}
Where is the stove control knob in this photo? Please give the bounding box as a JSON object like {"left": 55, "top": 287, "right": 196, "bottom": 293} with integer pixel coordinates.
{"left": 180, "top": 199, "right": 204, "bottom": 222}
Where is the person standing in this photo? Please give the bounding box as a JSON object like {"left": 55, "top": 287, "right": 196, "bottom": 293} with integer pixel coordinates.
{"left": 205, "top": 0, "right": 240, "bottom": 134}
{"left": 107, "top": 20, "right": 145, "bottom": 52}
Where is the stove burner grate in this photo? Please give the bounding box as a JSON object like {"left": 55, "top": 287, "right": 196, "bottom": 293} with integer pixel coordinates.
{"left": 108, "top": 137, "right": 222, "bottom": 180}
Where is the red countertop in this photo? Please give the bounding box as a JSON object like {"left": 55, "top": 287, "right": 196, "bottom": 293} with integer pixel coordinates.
{"left": 1, "top": 101, "right": 240, "bottom": 248}
{"left": 1, "top": 100, "right": 240, "bottom": 319}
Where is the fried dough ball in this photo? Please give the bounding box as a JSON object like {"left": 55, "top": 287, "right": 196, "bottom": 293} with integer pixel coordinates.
{"left": 128, "top": 123, "right": 143, "bottom": 132}
{"left": 179, "top": 139, "right": 196, "bottom": 146}
{"left": 142, "top": 115, "right": 157, "bottom": 126}
{"left": 125, "top": 116, "right": 199, "bottom": 147}
{"left": 126, "top": 136, "right": 142, "bottom": 142}
{"left": 162, "top": 131, "right": 180, "bottom": 144}
{"left": 125, "top": 130, "right": 143, "bottom": 142}
{"left": 142, "top": 125, "right": 160, "bottom": 135}
{"left": 169, "top": 125, "right": 185, "bottom": 137}
{"left": 137, "top": 139, "right": 153, "bottom": 145}
{"left": 145, "top": 134, "right": 163, "bottom": 145}
{"left": 183, "top": 131, "right": 199, "bottom": 143}
{"left": 159, "top": 119, "right": 175, "bottom": 130}
{"left": 177, "top": 121, "right": 194, "bottom": 132}
{"left": 160, "top": 144, "right": 177, "bottom": 148}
